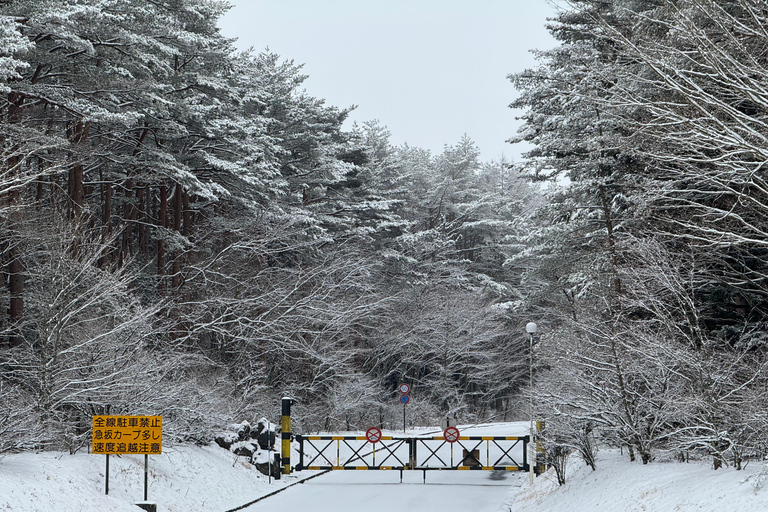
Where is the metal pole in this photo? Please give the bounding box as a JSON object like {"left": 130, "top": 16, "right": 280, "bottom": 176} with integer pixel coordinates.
{"left": 105, "top": 454, "right": 109, "bottom": 495}
{"left": 144, "top": 454, "right": 148, "bottom": 501}
{"left": 298, "top": 436, "right": 304, "bottom": 471}
{"left": 268, "top": 434, "right": 272, "bottom": 484}
{"left": 281, "top": 397, "right": 293, "bottom": 475}
{"left": 403, "top": 403, "right": 406, "bottom": 433}
{"left": 536, "top": 420, "right": 546, "bottom": 475}
{"left": 529, "top": 331, "right": 535, "bottom": 486}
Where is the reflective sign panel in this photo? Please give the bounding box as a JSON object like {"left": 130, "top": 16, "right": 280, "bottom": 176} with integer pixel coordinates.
{"left": 92, "top": 415, "right": 162, "bottom": 454}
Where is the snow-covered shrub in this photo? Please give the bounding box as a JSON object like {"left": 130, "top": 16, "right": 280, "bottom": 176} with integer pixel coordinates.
{"left": 749, "top": 460, "right": 768, "bottom": 492}
{"left": 546, "top": 444, "right": 571, "bottom": 486}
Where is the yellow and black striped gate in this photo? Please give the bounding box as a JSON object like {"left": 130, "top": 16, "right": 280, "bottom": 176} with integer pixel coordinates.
{"left": 294, "top": 434, "right": 529, "bottom": 474}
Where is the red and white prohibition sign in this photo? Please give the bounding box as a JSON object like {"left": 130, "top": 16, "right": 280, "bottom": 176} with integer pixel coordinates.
{"left": 366, "top": 427, "right": 383, "bottom": 444}
{"left": 443, "top": 426, "right": 460, "bottom": 443}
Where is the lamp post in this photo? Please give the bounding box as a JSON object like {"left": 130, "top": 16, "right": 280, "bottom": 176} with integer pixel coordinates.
{"left": 526, "top": 321, "right": 538, "bottom": 486}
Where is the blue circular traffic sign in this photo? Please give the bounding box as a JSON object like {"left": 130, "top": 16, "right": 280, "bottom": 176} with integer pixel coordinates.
{"left": 400, "top": 395, "right": 410, "bottom": 404}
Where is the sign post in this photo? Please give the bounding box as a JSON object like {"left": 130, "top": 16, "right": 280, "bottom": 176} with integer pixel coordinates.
{"left": 268, "top": 430, "right": 272, "bottom": 484}
{"left": 399, "top": 394, "right": 410, "bottom": 433}
{"left": 398, "top": 383, "right": 410, "bottom": 433}
{"left": 366, "top": 427, "right": 382, "bottom": 466}
{"left": 92, "top": 415, "right": 162, "bottom": 502}
{"left": 444, "top": 426, "right": 460, "bottom": 469}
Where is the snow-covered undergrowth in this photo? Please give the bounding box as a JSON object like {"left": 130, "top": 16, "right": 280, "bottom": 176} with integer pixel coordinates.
{"left": 510, "top": 449, "right": 768, "bottom": 512}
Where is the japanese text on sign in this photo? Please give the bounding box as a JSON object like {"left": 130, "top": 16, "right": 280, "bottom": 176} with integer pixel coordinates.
{"left": 92, "top": 415, "right": 162, "bottom": 455}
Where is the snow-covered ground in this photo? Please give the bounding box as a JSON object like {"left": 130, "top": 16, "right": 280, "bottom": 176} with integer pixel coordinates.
{"left": 0, "top": 444, "right": 302, "bottom": 512}
{"left": 242, "top": 469, "right": 520, "bottom": 512}
{"left": 512, "top": 448, "right": 768, "bottom": 512}
{"left": 2, "top": 422, "right": 767, "bottom": 512}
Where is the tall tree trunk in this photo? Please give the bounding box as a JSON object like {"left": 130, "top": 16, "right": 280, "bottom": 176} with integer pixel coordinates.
{"left": 67, "top": 120, "right": 90, "bottom": 219}
{"left": 182, "top": 190, "right": 191, "bottom": 237}
{"left": 139, "top": 185, "right": 149, "bottom": 255}
{"left": 597, "top": 184, "right": 622, "bottom": 297}
{"left": 157, "top": 183, "right": 167, "bottom": 294}
{"left": 99, "top": 179, "right": 113, "bottom": 269}
{"left": 4, "top": 92, "right": 25, "bottom": 347}
{"left": 6, "top": 189, "right": 23, "bottom": 347}
{"left": 171, "top": 183, "right": 182, "bottom": 290}
{"left": 120, "top": 126, "right": 149, "bottom": 264}
{"left": 35, "top": 176, "right": 44, "bottom": 207}
{"left": 172, "top": 183, "right": 182, "bottom": 233}
{"left": 120, "top": 179, "right": 134, "bottom": 265}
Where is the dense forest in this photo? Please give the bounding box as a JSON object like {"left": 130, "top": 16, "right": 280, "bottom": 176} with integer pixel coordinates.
{"left": 0, "top": 0, "right": 538, "bottom": 452}
{"left": 2, "top": 0, "right": 768, "bottom": 476}
{"left": 512, "top": 0, "right": 768, "bottom": 473}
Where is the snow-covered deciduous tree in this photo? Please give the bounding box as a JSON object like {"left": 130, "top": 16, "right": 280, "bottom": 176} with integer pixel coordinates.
{"left": 509, "top": 0, "right": 768, "bottom": 468}
{"left": 0, "top": 214, "right": 219, "bottom": 451}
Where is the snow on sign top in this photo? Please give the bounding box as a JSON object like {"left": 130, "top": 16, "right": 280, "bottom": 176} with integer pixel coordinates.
{"left": 398, "top": 383, "right": 410, "bottom": 394}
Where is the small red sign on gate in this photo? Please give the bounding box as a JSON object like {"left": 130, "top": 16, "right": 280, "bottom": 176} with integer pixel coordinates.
{"left": 366, "top": 427, "right": 382, "bottom": 443}
{"left": 444, "top": 426, "right": 460, "bottom": 443}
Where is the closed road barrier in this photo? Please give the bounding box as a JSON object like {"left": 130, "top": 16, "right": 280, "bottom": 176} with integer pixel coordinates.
{"left": 294, "top": 435, "right": 528, "bottom": 472}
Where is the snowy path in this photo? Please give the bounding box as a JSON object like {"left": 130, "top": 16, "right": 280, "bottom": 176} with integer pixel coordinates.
{"left": 240, "top": 469, "right": 521, "bottom": 512}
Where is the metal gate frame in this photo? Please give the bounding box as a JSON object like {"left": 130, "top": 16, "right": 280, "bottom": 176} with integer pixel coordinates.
{"left": 294, "top": 434, "right": 529, "bottom": 472}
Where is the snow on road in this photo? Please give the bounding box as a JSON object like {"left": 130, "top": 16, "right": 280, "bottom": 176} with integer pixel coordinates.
{"left": 242, "top": 469, "right": 522, "bottom": 512}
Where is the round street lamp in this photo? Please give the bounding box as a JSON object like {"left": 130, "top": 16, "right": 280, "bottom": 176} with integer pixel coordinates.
{"left": 526, "top": 322, "right": 537, "bottom": 485}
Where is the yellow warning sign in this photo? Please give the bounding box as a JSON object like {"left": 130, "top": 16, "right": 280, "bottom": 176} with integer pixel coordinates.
{"left": 91, "top": 415, "right": 162, "bottom": 455}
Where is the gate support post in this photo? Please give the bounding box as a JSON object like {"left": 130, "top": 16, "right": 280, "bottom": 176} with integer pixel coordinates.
{"left": 522, "top": 434, "right": 529, "bottom": 473}
{"left": 281, "top": 397, "right": 294, "bottom": 475}
{"left": 296, "top": 435, "right": 304, "bottom": 471}
{"left": 535, "top": 420, "right": 546, "bottom": 475}
{"left": 408, "top": 438, "right": 417, "bottom": 469}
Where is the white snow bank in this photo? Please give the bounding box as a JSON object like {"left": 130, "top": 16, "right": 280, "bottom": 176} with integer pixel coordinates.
{"left": 4, "top": 424, "right": 767, "bottom": 512}
{"left": 509, "top": 448, "right": 768, "bottom": 512}
{"left": 0, "top": 444, "right": 300, "bottom": 512}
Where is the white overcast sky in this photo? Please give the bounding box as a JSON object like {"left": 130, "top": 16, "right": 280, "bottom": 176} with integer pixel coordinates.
{"left": 217, "top": 1, "right": 560, "bottom": 162}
